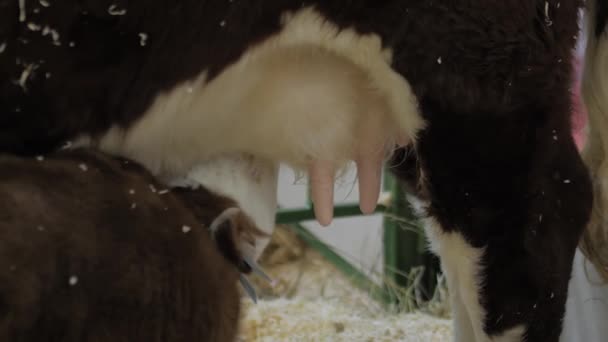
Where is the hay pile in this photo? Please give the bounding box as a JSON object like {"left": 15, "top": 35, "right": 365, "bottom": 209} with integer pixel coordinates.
{"left": 237, "top": 226, "right": 453, "bottom": 341}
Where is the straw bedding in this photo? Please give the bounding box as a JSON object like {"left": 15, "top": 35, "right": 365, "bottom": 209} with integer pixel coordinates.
{"left": 237, "top": 226, "right": 453, "bottom": 341}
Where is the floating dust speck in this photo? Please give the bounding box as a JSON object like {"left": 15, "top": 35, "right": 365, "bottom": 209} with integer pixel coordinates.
{"left": 19, "top": 0, "right": 26, "bottom": 22}
{"left": 16, "top": 63, "right": 39, "bottom": 91}
{"left": 544, "top": 1, "right": 552, "bottom": 26}
{"left": 41, "top": 26, "right": 61, "bottom": 46}
{"left": 138, "top": 32, "right": 148, "bottom": 46}
{"left": 27, "top": 22, "right": 41, "bottom": 31}
{"left": 108, "top": 4, "right": 127, "bottom": 16}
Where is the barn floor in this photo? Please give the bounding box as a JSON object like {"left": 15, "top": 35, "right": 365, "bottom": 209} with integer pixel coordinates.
{"left": 237, "top": 226, "right": 453, "bottom": 341}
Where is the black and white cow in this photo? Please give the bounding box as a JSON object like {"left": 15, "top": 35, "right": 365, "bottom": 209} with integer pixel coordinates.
{"left": 0, "top": 1, "right": 606, "bottom": 341}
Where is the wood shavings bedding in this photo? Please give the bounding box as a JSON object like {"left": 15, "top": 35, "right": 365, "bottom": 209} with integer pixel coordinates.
{"left": 239, "top": 298, "right": 451, "bottom": 342}
{"left": 238, "top": 279, "right": 453, "bottom": 342}
{"left": 238, "top": 226, "right": 453, "bottom": 341}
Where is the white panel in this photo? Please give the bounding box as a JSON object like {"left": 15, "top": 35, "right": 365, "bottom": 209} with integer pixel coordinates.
{"left": 277, "top": 164, "right": 385, "bottom": 285}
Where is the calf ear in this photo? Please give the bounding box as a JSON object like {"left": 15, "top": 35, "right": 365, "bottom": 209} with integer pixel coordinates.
{"left": 210, "top": 208, "right": 276, "bottom": 303}
{"left": 213, "top": 217, "right": 252, "bottom": 274}
{"left": 210, "top": 207, "right": 271, "bottom": 274}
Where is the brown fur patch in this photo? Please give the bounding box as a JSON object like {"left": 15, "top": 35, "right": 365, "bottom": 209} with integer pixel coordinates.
{"left": 0, "top": 148, "right": 256, "bottom": 341}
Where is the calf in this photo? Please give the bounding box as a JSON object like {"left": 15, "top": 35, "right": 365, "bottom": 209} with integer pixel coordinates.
{"left": 0, "top": 148, "right": 264, "bottom": 342}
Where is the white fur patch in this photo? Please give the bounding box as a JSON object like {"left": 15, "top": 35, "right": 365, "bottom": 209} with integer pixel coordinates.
{"left": 408, "top": 196, "right": 525, "bottom": 342}
{"left": 94, "top": 6, "right": 423, "bottom": 179}
{"left": 181, "top": 154, "right": 278, "bottom": 261}
{"left": 425, "top": 218, "right": 489, "bottom": 342}
{"left": 491, "top": 325, "right": 526, "bottom": 342}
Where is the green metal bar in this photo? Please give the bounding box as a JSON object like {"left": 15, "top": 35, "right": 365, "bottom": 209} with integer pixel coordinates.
{"left": 275, "top": 167, "right": 441, "bottom": 308}
{"left": 383, "top": 176, "right": 421, "bottom": 288}
{"left": 382, "top": 171, "right": 439, "bottom": 301}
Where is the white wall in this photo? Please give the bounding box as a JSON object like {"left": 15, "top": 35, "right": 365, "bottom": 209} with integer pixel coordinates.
{"left": 562, "top": 251, "right": 608, "bottom": 341}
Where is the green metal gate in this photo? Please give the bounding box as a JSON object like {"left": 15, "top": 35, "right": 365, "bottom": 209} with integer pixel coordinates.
{"left": 275, "top": 168, "right": 440, "bottom": 310}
